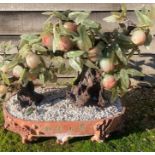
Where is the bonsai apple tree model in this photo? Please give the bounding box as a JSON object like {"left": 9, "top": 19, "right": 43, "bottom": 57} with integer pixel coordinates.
{"left": 0, "top": 5, "right": 154, "bottom": 143}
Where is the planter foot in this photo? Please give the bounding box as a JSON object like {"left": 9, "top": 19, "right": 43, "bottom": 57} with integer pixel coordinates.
{"left": 4, "top": 123, "right": 9, "bottom": 129}
{"left": 21, "top": 136, "right": 28, "bottom": 144}
{"left": 56, "top": 135, "right": 69, "bottom": 145}
{"left": 91, "top": 119, "right": 112, "bottom": 143}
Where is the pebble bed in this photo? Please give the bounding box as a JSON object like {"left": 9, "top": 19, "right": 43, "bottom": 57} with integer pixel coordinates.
{"left": 5, "top": 87, "right": 123, "bottom": 121}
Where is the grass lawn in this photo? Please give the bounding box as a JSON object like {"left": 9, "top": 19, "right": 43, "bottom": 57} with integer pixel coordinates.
{"left": 0, "top": 87, "right": 155, "bottom": 152}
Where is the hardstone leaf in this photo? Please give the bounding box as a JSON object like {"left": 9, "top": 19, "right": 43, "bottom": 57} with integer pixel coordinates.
{"left": 18, "top": 68, "right": 27, "bottom": 83}
{"left": 135, "top": 10, "right": 153, "bottom": 27}
{"left": 144, "top": 33, "right": 152, "bottom": 50}
{"left": 42, "top": 22, "right": 53, "bottom": 33}
{"left": 19, "top": 44, "right": 30, "bottom": 59}
{"left": 77, "top": 25, "right": 92, "bottom": 51}
{"left": 82, "top": 19, "right": 100, "bottom": 29}
{"left": 7, "top": 55, "right": 21, "bottom": 70}
{"left": 32, "top": 44, "right": 47, "bottom": 53}
{"left": 1, "top": 72, "right": 10, "bottom": 85}
{"left": 66, "top": 50, "right": 85, "bottom": 58}
{"left": 43, "top": 11, "right": 69, "bottom": 21}
{"left": 111, "top": 87, "right": 119, "bottom": 102}
{"left": 20, "top": 34, "right": 39, "bottom": 42}
{"left": 39, "top": 73, "right": 45, "bottom": 84}
{"left": 53, "top": 24, "right": 60, "bottom": 53}
{"left": 120, "top": 68, "right": 129, "bottom": 91}
{"left": 68, "top": 58, "right": 82, "bottom": 72}
{"left": 115, "top": 44, "right": 128, "bottom": 65}
{"left": 68, "top": 11, "right": 90, "bottom": 23}
{"left": 40, "top": 56, "right": 52, "bottom": 68}
{"left": 117, "top": 33, "right": 135, "bottom": 49}
{"left": 18, "top": 39, "right": 28, "bottom": 49}
{"left": 127, "top": 68, "right": 144, "bottom": 77}
{"left": 103, "top": 15, "right": 120, "bottom": 23}
{"left": 29, "top": 37, "right": 41, "bottom": 45}
{"left": 51, "top": 56, "right": 65, "bottom": 68}
{"left": 84, "top": 59, "right": 99, "bottom": 70}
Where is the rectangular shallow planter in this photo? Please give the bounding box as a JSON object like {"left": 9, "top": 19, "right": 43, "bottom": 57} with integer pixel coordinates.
{"left": 3, "top": 104, "right": 125, "bottom": 144}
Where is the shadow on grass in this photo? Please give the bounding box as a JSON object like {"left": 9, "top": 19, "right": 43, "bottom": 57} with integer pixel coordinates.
{"left": 107, "top": 86, "right": 155, "bottom": 142}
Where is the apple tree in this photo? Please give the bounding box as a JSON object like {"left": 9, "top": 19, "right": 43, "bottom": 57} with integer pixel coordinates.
{"left": 0, "top": 5, "right": 154, "bottom": 108}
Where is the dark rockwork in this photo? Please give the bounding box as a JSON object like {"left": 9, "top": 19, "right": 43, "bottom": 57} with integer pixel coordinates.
{"left": 71, "top": 66, "right": 110, "bottom": 108}
{"left": 17, "top": 81, "right": 44, "bottom": 108}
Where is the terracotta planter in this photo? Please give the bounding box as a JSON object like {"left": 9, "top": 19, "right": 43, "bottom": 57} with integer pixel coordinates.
{"left": 3, "top": 103, "right": 125, "bottom": 144}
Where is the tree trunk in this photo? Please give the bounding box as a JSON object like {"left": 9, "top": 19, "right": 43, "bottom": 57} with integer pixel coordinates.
{"left": 70, "top": 65, "right": 110, "bottom": 108}
{"left": 17, "top": 81, "right": 44, "bottom": 108}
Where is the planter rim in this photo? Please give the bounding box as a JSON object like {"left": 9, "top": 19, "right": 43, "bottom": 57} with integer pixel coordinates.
{"left": 3, "top": 89, "right": 125, "bottom": 123}
{"left": 3, "top": 104, "right": 125, "bottom": 124}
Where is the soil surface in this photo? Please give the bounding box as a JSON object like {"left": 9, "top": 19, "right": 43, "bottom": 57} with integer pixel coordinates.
{"left": 5, "top": 87, "right": 123, "bottom": 121}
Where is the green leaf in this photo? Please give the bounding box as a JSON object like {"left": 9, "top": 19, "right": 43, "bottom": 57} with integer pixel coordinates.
{"left": 144, "top": 33, "right": 152, "bottom": 50}
{"left": 19, "top": 68, "right": 26, "bottom": 83}
{"left": 120, "top": 69, "right": 129, "bottom": 91}
{"left": 7, "top": 55, "right": 21, "bottom": 69}
{"left": 127, "top": 68, "right": 144, "bottom": 77}
{"left": 115, "top": 44, "right": 128, "bottom": 65}
{"left": 39, "top": 73, "right": 45, "bottom": 84}
{"left": 43, "top": 11, "right": 69, "bottom": 21}
{"left": 1, "top": 73, "right": 10, "bottom": 85}
{"left": 19, "top": 39, "right": 28, "bottom": 49}
{"left": 29, "top": 37, "right": 41, "bottom": 45}
{"left": 111, "top": 87, "right": 119, "bottom": 102}
{"left": 51, "top": 56, "right": 65, "bottom": 68}
{"left": 77, "top": 25, "right": 92, "bottom": 51}
{"left": 82, "top": 19, "right": 100, "bottom": 29}
{"left": 32, "top": 44, "right": 47, "bottom": 52}
{"left": 103, "top": 15, "right": 119, "bottom": 23}
{"left": 41, "top": 56, "right": 52, "bottom": 68}
{"left": 20, "top": 34, "right": 38, "bottom": 42}
{"left": 19, "top": 44, "right": 30, "bottom": 59}
{"left": 53, "top": 25, "right": 60, "bottom": 53}
{"left": 117, "top": 34, "right": 135, "bottom": 49}
{"left": 135, "top": 10, "right": 152, "bottom": 27}
{"left": 66, "top": 50, "right": 85, "bottom": 58}
{"left": 69, "top": 12, "right": 90, "bottom": 24}
{"left": 68, "top": 58, "right": 82, "bottom": 72}
{"left": 84, "top": 59, "right": 99, "bottom": 70}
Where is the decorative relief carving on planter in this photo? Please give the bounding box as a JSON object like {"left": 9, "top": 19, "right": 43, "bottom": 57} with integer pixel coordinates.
{"left": 3, "top": 105, "right": 125, "bottom": 145}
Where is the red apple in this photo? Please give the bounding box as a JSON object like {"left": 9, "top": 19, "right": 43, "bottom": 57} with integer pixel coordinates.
{"left": 131, "top": 30, "right": 146, "bottom": 45}
{"left": 41, "top": 33, "right": 53, "bottom": 49}
{"left": 99, "top": 58, "right": 114, "bottom": 73}
{"left": 58, "top": 36, "right": 73, "bottom": 52}
{"left": 102, "top": 75, "right": 117, "bottom": 90}
{"left": 64, "top": 22, "right": 77, "bottom": 32}
{"left": 26, "top": 52, "right": 41, "bottom": 69}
